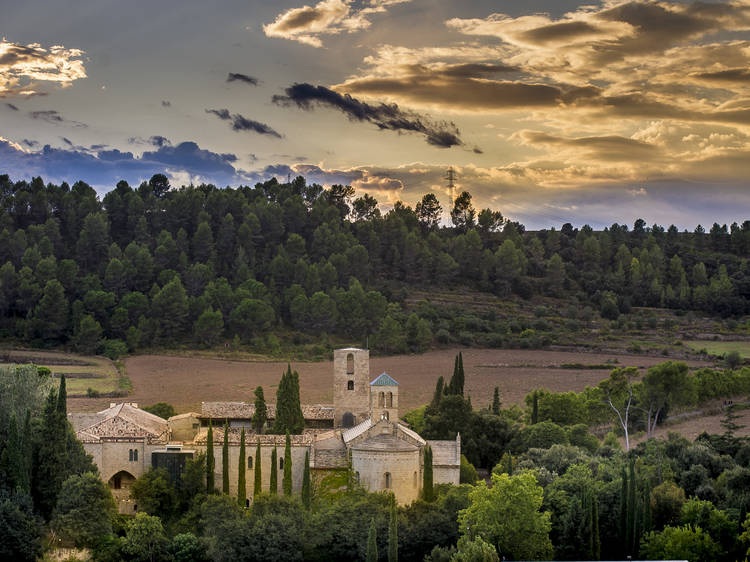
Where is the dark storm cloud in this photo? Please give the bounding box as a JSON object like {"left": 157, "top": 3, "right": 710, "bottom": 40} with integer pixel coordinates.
{"left": 227, "top": 72, "right": 260, "bottom": 86}
{"left": 5, "top": 102, "right": 18, "bottom": 111}
{"left": 0, "top": 138, "right": 245, "bottom": 188}
{"left": 273, "top": 83, "right": 464, "bottom": 148}
{"left": 205, "top": 108, "right": 282, "bottom": 138}
{"left": 693, "top": 68, "right": 750, "bottom": 84}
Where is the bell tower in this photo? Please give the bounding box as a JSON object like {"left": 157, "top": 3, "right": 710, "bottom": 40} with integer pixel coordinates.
{"left": 333, "top": 348, "right": 370, "bottom": 428}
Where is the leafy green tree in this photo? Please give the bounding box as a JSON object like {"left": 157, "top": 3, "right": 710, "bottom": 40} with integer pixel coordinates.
{"left": 651, "top": 481, "right": 686, "bottom": 530}
{"left": 366, "top": 517, "right": 379, "bottom": 562}
{"left": 491, "top": 387, "right": 501, "bottom": 415}
{"left": 253, "top": 386, "right": 268, "bottom": 434}
{"left": 252, "top": 443, "right": 262, "bottom": 500}
{"left": 452, "top": 535, "right": 499, "bottom": 562}
{"left": 0, "top": 490, "right": 41, "bottom": 562}
{"left": 170, "top": 532, "right": 208, "bottom": 562}
{"left": 152, "top": 276, "right": 189, "bottom": 343}
{"left": 33, "top": 279, "right": 68, "bottom": 341}
{"left": 74, "top": 314, "right": 102, "bottom": 354}
{"left": 0, "top": 413, "right": 27, "bottom": 491}
{"left": 458, "top": 471, "right": 553, "bottom": 560}
{"left": 451, "top": 191, "right": 475, "bottom": 233}
{"left": 270, "top": 447, "right": 278, "bottom": 495}
{"left": 122, "top": 512, "right": 169, "bottom": 562}
{"left": 460, "top": 455, "right": 478, "bottom": 484}
{"left": 273, "top": 365, "right": 304, "bottom": 434}
{"left": 222, "top": 421, "right": 230, "bottom": 495}
{"left": 228, "top": 298, "right": 275, "bottom": 342}
{"left": 52, "top": 472, "right": 116, "bottom": 548}
{"left": 142, "top": 402, "right": 176, "bottom": 419}
{"left": 599, "top": 367, "right": 638, "bottom": 450}
{"left": 641, "top": 525, "right": 721, "bottom": 561}
{"left": 237, "top": 428, "right": 246, "bottom": 507}
{"left": 283, "top": 432, "right": 293, "bottom": 496}
{"left": 193, "top": 306, "right": 224, "bottom": 347}
{"left": 640, "top": 361, "right": 691, "bottom": 438}
{"left": 130, "top": 468, "right": 177, "bottom": 521}
{"left": 388, "top": 495, "right": 399, "bottom": 562}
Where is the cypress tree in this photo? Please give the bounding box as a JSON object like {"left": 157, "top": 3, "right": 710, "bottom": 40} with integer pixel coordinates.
{"left": 253, "top": 441, "right": 262, "bottom": 497}
{"left": 0, "top": 412, "right": 23, "bottom": 490}
{"left": 456, "top": 352, "right": 465, "bottom": 396}
{"left": 422, "top": 445, "right": 434, "bottom": 502}
{"left": 33, "top": 388, "right": 65, "bottom": 518}
{"left": 252, "top": 386, "right": 267, "bottom": 434}
{"left": 627, "top": 458, "right": 636, "bottom": 555}
{"left": 531, "top": 390, "right": 539, "bottom": 424}
{"left": 492, "top": 386, "right": 501, "bottom": 415}
{"left": 237, "top": 428, "right": 246, "bottom": 507}
{"left": 388, "top": 495, "right": 398, "bottom": 562}
{"left": 206, "top": 420, "right": 215, "bottom": 493}
{"left": 366, "top": 517, "right": 379, "bottom": 562}
{"left": 592, "top": 493, "right": 601, "bottom": 561}
{"left": 448, "top": 355, "right": 459, "bottom": 394}
{"left": 273, "top": 365, "right": 304, "bottom": 434}
{"left": 270, "top": 446, "right": 278, "bottom": 494}
{"left": 619, "top": 466, "right": 627, "bottom": 554}
{"left": 283, "top": 432, "right": 292, "bottom": 496}
{"left": 222, "top": 421, "right": 230, "bottom": 494}
{"left": 56, "top": 373, "right": 67, "bottom": 415}
{"left": 429, "top": 376, "right": 444, "bottom": 411}
{"left": 302, "top": 450, "right": 311, "bottom": 509}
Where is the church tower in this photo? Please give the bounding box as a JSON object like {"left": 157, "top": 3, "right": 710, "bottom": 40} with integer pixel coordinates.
{"left": 333, "top": 348, "right": 370, "bottom": 428}
{"left": 369, "top": 373, "right": 399, "bottom": 422}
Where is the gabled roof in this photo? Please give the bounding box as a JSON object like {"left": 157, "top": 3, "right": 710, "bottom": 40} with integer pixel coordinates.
{"left": 74, "top": 403, "right": 169, "bottom": 442}
{"left": 342, "top": 418, "right": 373, "bottom": 443}
{"left": 370, "top": 372, "right": 399, "bottom": 386}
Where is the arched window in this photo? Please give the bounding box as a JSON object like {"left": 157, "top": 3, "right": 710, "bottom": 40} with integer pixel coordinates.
{"left": 342, "top": 412, "right": 355, "bottom": 428}
{"left": 379, "top": 392, "right": 385, "bottom": 407}
{"left": 128, "top": 449, "right": 133, "bottom": 462}
{"left": 347, "top": 380, "right": 354, "bottom": 391}
{"left": 279, "top": 458, "right": 284, "bottom": 470}
{"left": 248, "top": 456, "right": 253, "bottom": 469}
{"left": 385, "top": 472, "right": 391, "bottom": 489}
{"left": 133, "top": 449, "right": 138, "bottom": 462}
{"left": 387, "top": 392, "right": 393, "bottom": 407}
{"left": 346, "top": 353, "right": 354, "bottom": 374}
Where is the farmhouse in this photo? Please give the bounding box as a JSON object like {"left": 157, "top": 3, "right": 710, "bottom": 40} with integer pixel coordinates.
{"left": 70, "top": 348, "right": 460, "bottom": 510}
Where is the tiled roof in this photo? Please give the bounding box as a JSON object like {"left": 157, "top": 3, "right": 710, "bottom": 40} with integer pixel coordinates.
{"left": 200, "top": 402, "right": 334, "bottom": 421}
{"left": 352, "top": 433, "right": 418, "bottom": 452}
{"left": 193, "top": 427, "right": 314, "bottom": 445}
{"left": 73, "top": 403, "right": 169, "bottom": 442}
{"left": 68, "top": 412, "right": 105, "bottom": 432}
{"left": 370, "top": 372, "right": 399, "bottom": 386}
{"left": 168, "top": 412, "right": 200, "bottom": 421}
{"left": 342, "top": 418, "right": 373, "bottom": 443}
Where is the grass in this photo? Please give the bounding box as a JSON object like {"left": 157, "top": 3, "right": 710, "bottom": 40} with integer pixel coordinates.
{"left": 0, "top": 349, "right": 121, "bottom": 396}
{"left": 685, "top": 340, "right": 750, "bottom": 359}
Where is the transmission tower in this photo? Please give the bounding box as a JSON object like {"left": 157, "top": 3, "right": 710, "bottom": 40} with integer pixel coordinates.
{"left": 445, "top": 166, "right": 457, "bottom": 207}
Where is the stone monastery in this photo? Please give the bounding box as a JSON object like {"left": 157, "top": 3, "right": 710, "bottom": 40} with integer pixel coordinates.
{"left": 70, "top": 348, "right": 460, "bottom": 511}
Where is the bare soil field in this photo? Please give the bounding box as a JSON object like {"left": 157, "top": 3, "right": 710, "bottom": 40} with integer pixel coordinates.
{"left": 630, "top": 404, "right": 750, "bottom": 444}
{"left": 69, "top": 348, "right": 712, "bottom": 414}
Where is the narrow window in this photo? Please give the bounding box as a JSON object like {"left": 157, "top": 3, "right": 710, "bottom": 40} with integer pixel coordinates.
{"left": 346, "top": 353, "right": 354, "bottom": 374}
{"left": 414, "top": 471, "right": 417, "bottom": 486}
{"left": 385, "top": 472, "right": 391, "bottom": 489}
{"left": 245, "top": 499, "right": 250, "bottom": 508}
{"left": 379, "top": 392, "right": 385, "bottom": 407}
{"left": 248, "top": 456, "right": 253, "bottom": 469}
{"left": 133, "top": 449, "right": 138, "bottom": 462}
{"left": 133, "top": 504, "right": 137, "bottom": 512}
{"left": 279, "top": 458, "right": 284, "bottom": 470}
{"left": 128, "top": 449, "right": 133, "bottom": 462}
{"left": 387, "top": 392, "right": 393, "bottom": 407}
{"left": 347, "top": 380, "right": 354, "bottom": 391}
{"left": 355, "top": 471, "right": 360, "bottom": 484}
{"left": 113, "top": 475, "right": 121, "bottom": 489}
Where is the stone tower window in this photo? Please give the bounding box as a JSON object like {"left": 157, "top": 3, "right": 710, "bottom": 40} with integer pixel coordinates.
{"left": 378, "top": 392, "right": 385, "bottom": 407}
{"left": 128, "top": 449, "right": 133, "bottom": 462}
{"left": 385, "top": 472, "right": 391, "bottom": 489}
{"left": 279, "top": 458, "right": 284, "bottom": 470}
{"left": 133, "top": 449, "right": 138, "bottom": 461}
{"left": 248, "top": 456, "right": 253, "bottom": 469}
{"left": 347, "top": 380, "right": 354, "bottom": 390}
{"left": 387, "top": 392, "right": 393, "bottom": 407}
{"left": 346, "top": 353, "right": 354, "bottom": 374}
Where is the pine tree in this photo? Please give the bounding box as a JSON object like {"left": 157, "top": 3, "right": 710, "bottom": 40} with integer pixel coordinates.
{"left": 273, "top": 365, "right": 304, "bottom": 434}
{"left": 422, "top": 445, "right": 434, "bottom": 502}
{"left": 302, "top": 450, "right": 311, "bottom": 509}
{"left": 252, "top": 386, "right": 267, "bottom": 434}
{"left": 367, "top": 517, "right": 379, "bottom": 562}
{"left": 253, "top": 441, "right": 262, "bottom": 497}
{"left": 222, "top": 421, "right": 230, "bottom": 494}
{"left": 270, "top": 446, "right": 278, "bottom": 495}
{"left": 388, "top": 495, "right": 398, "bottom": 562}
{"left": 283, "top": 432, "right": 292, "bottom": 496}
{"left": 206, "top": 420, "right": 215, "bottom": 493}
{"left": 492, "top": 387, "right": 501, "bottom": 415}
{"left": 237, "top": 428, "right": 246, "bottom": 507}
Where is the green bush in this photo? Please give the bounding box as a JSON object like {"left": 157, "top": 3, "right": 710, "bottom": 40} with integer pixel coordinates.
{"left": 102, "top": 339, "right": 128, "bottom": 360}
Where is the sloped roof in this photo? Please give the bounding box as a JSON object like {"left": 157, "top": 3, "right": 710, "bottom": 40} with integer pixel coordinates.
{"left": 200, "top": 402, "right": 334, "bottom": 421}
{"left": 193, "top": 427, "right": 314, "bottom": 445}
{"left": 370, "top": 372, "right": 399, "bottom": 386}
{"left": 397, "top": 423, "right": 426, "bottom": 446}
{"left": 74, "top": 403, "right": 169, "bottom": 442}
{"left": 352, "top": 433, "right": 418, "bottom": 452}
{"left": 68, "top": 412, "right": 105, "bottom": 432}
{"left": 427, "top": 440, "right": 460, "bottom": 466}
{"left": 342, "top": 418, "right": 373, "bottom": 443}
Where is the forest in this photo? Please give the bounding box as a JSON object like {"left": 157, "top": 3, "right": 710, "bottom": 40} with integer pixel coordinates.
{"left": 0, "top": 172, "right": 749, "bottom": 358}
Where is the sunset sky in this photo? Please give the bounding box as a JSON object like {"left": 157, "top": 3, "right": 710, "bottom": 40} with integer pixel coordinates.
{"left": 2, "top": 0, "right": 750, "bottom": 228}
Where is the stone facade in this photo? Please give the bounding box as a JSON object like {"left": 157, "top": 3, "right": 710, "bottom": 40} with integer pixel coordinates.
{"left": 73, "top": 348, "right": 460, "bottom": 508}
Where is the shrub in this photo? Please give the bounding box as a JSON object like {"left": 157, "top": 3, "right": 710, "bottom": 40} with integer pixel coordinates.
{"left": 102, "top": 339, "right": 128, "bottom": 360}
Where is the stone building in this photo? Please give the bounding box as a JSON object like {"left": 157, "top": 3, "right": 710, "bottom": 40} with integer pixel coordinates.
{"left": 71, "top": 348, "right": 460, "bottom": 510}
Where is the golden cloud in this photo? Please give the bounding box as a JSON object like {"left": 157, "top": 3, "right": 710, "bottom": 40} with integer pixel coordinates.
{"left": 0, "top": 40, "right": 86, "bottom": 97}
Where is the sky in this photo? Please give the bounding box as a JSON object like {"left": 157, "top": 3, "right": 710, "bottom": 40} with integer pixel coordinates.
{"left": 2, "top": 0, "right": 750, "bottom": 229}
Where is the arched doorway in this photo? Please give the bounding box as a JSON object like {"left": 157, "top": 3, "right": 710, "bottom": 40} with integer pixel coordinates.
{"left": 342, "top": 412, "right": 355, "bottom": 428}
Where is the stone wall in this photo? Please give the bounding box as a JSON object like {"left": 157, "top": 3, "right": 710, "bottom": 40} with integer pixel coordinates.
{"left": 333, "top": 348, "right": 370, "bottom": 427}
{"left": 352, "top": 447, "right": 420, "bottom": 505}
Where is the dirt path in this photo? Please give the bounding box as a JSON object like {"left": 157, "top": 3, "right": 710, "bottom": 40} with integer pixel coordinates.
{"left": 68, "top": 348, "right": 711, "bottom": 414}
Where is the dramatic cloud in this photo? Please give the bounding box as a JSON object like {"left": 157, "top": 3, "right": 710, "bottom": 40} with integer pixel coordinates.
{"left": 205, "top": 108, "right": 282, "bottom": 138}
{"left": 227, "top": 72, "right": 259, "bottom": 86}
{"left": 273, "top": 83, "right": 464, "bottom": 147}
{"left": 0, "top": 137, "right": 245, "bottom": 188}
{"left": 263, "top": 0, "right": 409, "bottom": 47}
{"left": 0, "top": 40, "right": 86, "bottom": 97}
